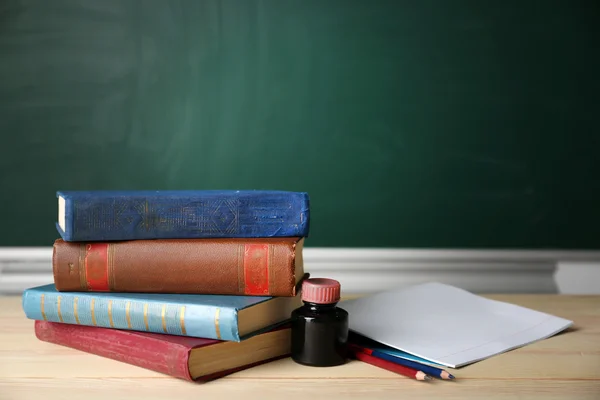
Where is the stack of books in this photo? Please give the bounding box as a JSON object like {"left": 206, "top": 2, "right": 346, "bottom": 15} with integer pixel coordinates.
{"left": 22, "top": 190, "right": 310, "bottom": 382}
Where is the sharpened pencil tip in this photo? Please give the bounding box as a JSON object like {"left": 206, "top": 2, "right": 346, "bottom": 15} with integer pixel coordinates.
{"left": 440, "top": 371, "right": 455, "bottom": 380}
{"left": 416, "top": 371, "right": 432, "bottom": 381}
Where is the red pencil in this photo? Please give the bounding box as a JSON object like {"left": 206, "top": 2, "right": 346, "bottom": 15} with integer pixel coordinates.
{"left": 349, "top": 346, "right": 432, "bottom": 381}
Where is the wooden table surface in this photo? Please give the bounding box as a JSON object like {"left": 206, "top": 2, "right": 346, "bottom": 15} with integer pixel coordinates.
{"left": 1, "top": 294, "right": 599, "bottom": 400}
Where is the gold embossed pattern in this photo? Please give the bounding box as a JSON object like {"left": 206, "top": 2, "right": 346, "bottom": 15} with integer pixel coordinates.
{"left": 40, "top": 294, "right": 47, "bottom": 321}
{"left": 161, "top": 304, "right": 167, "bottom": 333}
{"left": 125, "top": 301, "right": 132, "bottom": 329}
{"left": 108, "top": 300, "right": 114, "bottom": 328}
{"left": 90, "top": 298, "right": 97, "bottom": 326}
{"left": 180, "top": 306, "right": 186, "bottom": 335}
{"left": 73, "top": 297, "right": 80, "bottom": 324}
{"left": 214, "top": 308, "right": 221, "bottom": 340}
{"left": 143, "top": 303, "right": 149, "bottom": 331}
{"left": 57, "top": 296, "right": 64, "bottom": 323}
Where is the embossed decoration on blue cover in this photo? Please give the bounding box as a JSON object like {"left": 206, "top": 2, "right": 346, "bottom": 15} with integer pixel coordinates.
{"left": 56, "top": 190, "right": 310, "bottom": 241}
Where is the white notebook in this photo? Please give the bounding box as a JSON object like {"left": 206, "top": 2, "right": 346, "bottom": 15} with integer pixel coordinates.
{"left": 340, "top": 282, "right": 573, "bottom": 368}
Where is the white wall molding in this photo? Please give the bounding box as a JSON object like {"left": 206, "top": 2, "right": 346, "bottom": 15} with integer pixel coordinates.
{"left": 303, "top": 247, "right": 600, "bottom": 294}
{"left": 2, "top": 247, "right": 600, "bottom": 295}
{"left": 0, "top": 247, "right": 54, "bottom": 294}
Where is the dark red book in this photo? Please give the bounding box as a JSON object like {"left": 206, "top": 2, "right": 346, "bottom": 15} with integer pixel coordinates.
{"left": 35, "top": 320, "right": 290, "bottom": 381}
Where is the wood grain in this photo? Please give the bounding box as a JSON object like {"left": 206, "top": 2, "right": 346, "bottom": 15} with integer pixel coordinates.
{"left": 1, "top": 295, "right": 599, "bottom": 399}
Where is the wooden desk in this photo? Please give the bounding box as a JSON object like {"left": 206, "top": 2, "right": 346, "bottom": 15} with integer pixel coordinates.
{"left": 1, "top": 295, "right": 599, "bottom": 399}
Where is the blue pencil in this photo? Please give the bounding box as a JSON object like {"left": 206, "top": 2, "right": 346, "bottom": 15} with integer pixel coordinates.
{"left": 362, "top": 347, "right": 455, "bottom": 380}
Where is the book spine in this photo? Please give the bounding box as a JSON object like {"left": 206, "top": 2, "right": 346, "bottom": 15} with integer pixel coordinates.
{"left": 34, "top": 320, "right": 194, "bottom": 380}
{"left": 23, "top": 289, "right": 241, "bottom": 341}
{"left": 58, "top": 192, "right": 309, "bottom": 241}
{"left": 52, "top": 238, "right": 301, "bottom": 296}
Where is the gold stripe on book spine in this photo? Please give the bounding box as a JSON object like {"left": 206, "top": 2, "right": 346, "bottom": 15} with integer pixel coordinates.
{"left": 214, "top": 308, "right": 221, "bottom": 340}
{"left": 40, "top": 294, "right": 47, "bottom": 321}
{"left": 79, "top": 243, "right": 87, "bottom": 290}
{"left": 161, "top": 305, "right": 167, "bottom": 333}
{"left": 73, "top": 297, "right": 80, "bottom": 324}
{"left": 108, "top": 300, "right": 114, "bottom": 328}
{"left": 125, "top": 302, "right": 132, "bottom": 329}
{"left": 57, "top": 296, "right": 64, "bottom": 323}
{"left": 91, "top": 298, "right": 97, "bottom": 326}
{"left": 179, "top": 306, "right": 186, "bottom": 335}
{"left": 143, "top": 303, "right": 149, "bottom": 331}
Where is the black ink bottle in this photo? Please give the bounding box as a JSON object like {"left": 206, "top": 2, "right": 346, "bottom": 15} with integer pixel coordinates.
{"left": 291, "top": 278, "right": 349, "bottom": 367}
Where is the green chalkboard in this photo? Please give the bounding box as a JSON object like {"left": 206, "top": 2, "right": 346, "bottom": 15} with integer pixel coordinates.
{"left": 1, "top": 0, "right": 599, "bottom": 248}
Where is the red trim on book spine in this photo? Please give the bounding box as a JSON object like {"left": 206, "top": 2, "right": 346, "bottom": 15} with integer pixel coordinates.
{"left": 84, "top": 243, "right": 110, "bottom": 291}
{"left": 243, "top": 244, "right": 270, "bottom": 295}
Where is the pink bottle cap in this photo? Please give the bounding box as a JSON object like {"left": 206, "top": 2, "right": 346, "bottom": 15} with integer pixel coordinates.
{"left": 301, "top": 278, "right": 341, "bottom": 304}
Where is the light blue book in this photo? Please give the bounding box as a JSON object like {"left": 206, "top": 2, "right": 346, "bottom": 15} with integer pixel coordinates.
{"left": 22, "top": 284, "right": 301, "bottom": 342}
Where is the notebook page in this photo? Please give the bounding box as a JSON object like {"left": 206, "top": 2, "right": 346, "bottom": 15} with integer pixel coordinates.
{"left": 340, "top": 282, "right": 573, "bottom": 368}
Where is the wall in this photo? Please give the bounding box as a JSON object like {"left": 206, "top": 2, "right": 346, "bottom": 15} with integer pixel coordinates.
{"left": 1, "top": 2, "right": 598, "bottom": 295}
{"left": 2, "top": 0, "right": 600, "bottom": 250}
{"left": 555, "top": 263, "right": 600, "bottom": 294}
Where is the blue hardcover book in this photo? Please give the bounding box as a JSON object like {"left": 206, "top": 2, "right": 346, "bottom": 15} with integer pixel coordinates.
{"left": 56, "top": 190, "right": 310, "bottom": 241}
{"left": 22, "top": 284, "right": 301, "bottom": 342}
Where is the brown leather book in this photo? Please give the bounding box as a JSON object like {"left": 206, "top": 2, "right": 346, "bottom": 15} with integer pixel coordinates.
{"left": 52, "top": 237, "right": 305, "bottom": 296}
